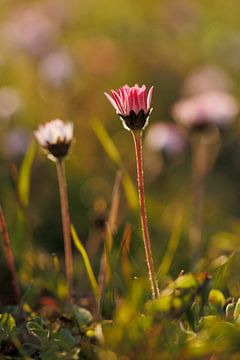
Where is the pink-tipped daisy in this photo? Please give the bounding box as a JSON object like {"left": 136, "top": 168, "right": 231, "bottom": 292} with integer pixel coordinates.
{"left": 172, "top": 91, "right": 239, "bottom": 131}
{"left": 104, "top": 84, "right": 154, "bottom": 131}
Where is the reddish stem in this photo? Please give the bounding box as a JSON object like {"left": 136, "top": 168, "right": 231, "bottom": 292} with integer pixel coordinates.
{"left": 0, "top": 206, "right": 21, "bottom": 304}
{"left": 56, "top": 159, "right": 73, "bottom": 303}
{"left": 132, "top": 131, "right": 159, "bottom": 299}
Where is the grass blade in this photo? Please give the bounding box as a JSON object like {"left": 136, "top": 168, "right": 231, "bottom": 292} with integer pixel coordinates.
{"left": 98, "top": 222, "right": 113, "bottom": 294}
{"left": 91, "top": 118, "right": 122, "bottom": 166}
{"left": 91, "top": 118, "right": 138, "bottom": 210}
{"left": 71, "top": 224, "right": 100, "bottom": 300}
{"left": 18, "top": 140, "right": 36, "bottom": 208}
{"left": 122, "top": 173, "right": 138, "bottom": 211}
{"left": 108, "top": 171, "right": 122, "bottom": 233}
{"left": 157, "top": 210, "right": 184, "bottom": 280}
{"left": 120, "top": 223, "right": 132, "bottom": 282}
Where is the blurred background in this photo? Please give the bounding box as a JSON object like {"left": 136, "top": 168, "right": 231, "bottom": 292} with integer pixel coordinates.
{"left": 1, "top": 0, "right": 240, "bottom": 301}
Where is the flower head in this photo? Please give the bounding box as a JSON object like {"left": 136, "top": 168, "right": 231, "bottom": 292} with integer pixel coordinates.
{"left": 172, "top": 91, "right": 239, "bottom": 131}
{"left": 35, "top": 119, "right": 73, "bottom": 160}
{"left": 39, "top": 50, "right": 74, "bottom": 87}
{"left": 4, "top": 5, "right": 58, "bottom": 57}
{"left": 145, "top": 122, "right": 188, "bottom": 157}
{"left": 104, "top": 84, "right": 154, "bottom": 131}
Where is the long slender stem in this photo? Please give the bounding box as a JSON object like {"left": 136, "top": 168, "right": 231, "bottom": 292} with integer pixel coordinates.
{"left": 132, "top": 131, "right": 159, "bottom": 299}
{"left": 190, "top": 131, "right": 220, "bottom": 265}
{"left": 56, "top": 159, "right": 73, "bottom": 303}
{"left": 190, "top": 144, "right": 205, "bottom": 265}
{"left": 190, "top": 134, "right": 209, "bottom": 264}
{"left": 0, "top": 206, "right": 21, "bottom": 304}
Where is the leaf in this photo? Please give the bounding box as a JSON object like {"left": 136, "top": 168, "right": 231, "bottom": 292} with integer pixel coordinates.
{"left": 91, "top": 118, "right": 122, "bottom": 166}
{"left": 18, "top": 140, "right": 36, "bottom": 208}
{"left": 158, "top": 210, "right": 183, "bottom": 279}
{"left": 233, "top": 298, "right": 240, "bottom": 320}
{"left": 225, "top": 252, "right": 240, "bottom": 297}
{"left": 145, "top": 295, "right": 172, "bottom": 313}
{"left": 122, "top": 173, "right": 138, "bottom": 210}
{"left": 199, "top": 315, "right": 219, "bottom": 329}
{"left": 108, "top": 171, "right": 122, "bottom": 232}
{"left": 120, "top": 223, "right": 132, "bottom": 281}
{"left": 91, "top": 118, "right": 138, "bottom": 210}
{"left": 225, "top": 302, "right": 235, "bottom": 320}
{"left": 174, "top": 273, "right": 197, "bottom": 290}
{"left": 71, "top": 224, "right": 100, "bottom": 300}
{"left": 208, "top": 289, "right": 225, "bottom": 309}
{"left": 98, "top": 350, "right": 118, "bottom": 360}
{"left": 104, "top": 222, "right": 113, "bottom": 285}
{"left": 26, "top": 318, "right": 49, "bottom": 339}
{"left": 73, "top": 306, "right": 93, "bottom": 329}
{"left": 56, "top": 328, "right": 77, "bottom": 351}
{"left": 0, "top": 313, "right": 16, "bottom": 340}
{"left": 40, "top": 342, "right": 60, "bottom": 360}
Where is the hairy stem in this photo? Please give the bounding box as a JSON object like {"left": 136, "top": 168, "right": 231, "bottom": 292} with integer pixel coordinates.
{"left": 56, "top": 159, "right": 73, "bottom": 303}
{"left": 0, "top": 206, "right": 21, "bottom": 304}
{"left": 132, "top": 131, "right": 159, "bottom": 299}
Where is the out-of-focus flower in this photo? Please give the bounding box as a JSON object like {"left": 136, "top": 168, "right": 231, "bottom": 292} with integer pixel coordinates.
{"left": 4, "top": 6, "right": 58, "bottom": 57}
{"left": 2, "top": 129, "right": 30, "bottom": 159}
{"left": 104, "top": 84, "right": 153, "bottom": 131}
{"left": 172, "top": 91, "right": 239, "bottom": 131}
{"left": 145, "top": 122, "right": 188, "bottom": 157}
{"left": 182, "top": 65, "right": 233, "bottom": 96}
{"left": 39, "top": 50, "right": 74, "bottom": 87}
{"left": 35, "top": 119, "right": 73, "bottom": 160}
{"left": 0, "top": 87, "right": 22, "bottom": 119}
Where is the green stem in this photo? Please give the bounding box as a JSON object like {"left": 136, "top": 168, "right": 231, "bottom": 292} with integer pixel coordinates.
{"left": 56, "top": 159, "right": 73, "bottom": 303}
{"left": 132, "top": 131, "right": 159, "bottom": 299}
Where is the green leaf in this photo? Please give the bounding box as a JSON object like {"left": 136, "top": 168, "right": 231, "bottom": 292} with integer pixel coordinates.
{"left": 225, "top": 252, "right": 240, "bottom": 297}
{"left": 122, "top": 173, "right": 138, "bottom": 211}
{"left": 40, "top": 342, "right": 60, "bottom": 360}
{"left": 145, "top": 294, "right": 172, "bottom": 314}
{"left": 57, "top": 328, "right": 77, "bottom": 351}
{"left": 71, "top": 224, "right": 100, "bottom": 300}
{"left": 226, "top": 302, "right": 235, "bottom": 320}
{"left": 208, "top": 289, "right": 225, "bottom": 309}
{"left": 26, "top": 318, "right": 49, "bottom": 339}
{"left": 158, "top": 211, "right": 183, "bottom": 279}
{"left": 0, "top": 313, "right": 16, "bottom": 340}
{"left": 174, "top": 273, "right": 197, "bottom": 290}
{"left": 73, "top": 306, "right": 93, "bottom": 329}
{"left": 18, "top": 140, "right": 36, "bottom": 208}
{"left": 91, "top": 118, "right": 138, "bottom": 210}
{"left": 190, "top": 301, "right": 200, "bottom": 330}
{"left": 199, "top": 315, "right": 218, "bottom": 329}
{"left": 233, "top": 298, "right": 240, "bottom": 320}
{"left": 91, "top": 118, "right": 122, "bottom": 166}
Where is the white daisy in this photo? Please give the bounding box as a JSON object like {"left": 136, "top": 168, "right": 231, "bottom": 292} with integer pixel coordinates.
{"left": 35, "top": 119, "right": 73, "bottom": 159}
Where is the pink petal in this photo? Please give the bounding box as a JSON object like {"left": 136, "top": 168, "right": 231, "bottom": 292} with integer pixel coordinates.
{"left": 132, "top": 87, "right": 140, "bottom": 114}
{"left": 104, "top": 92, "right": 120, "bottom": 113}
{"left": 142, "top": 87, "right": 147, "bottom": 112}
{"left": 111, "top": 90, "right": 125, "bottom": 114}
{"left": 128, "top": 89, "right": 134, "bottom": 111}
{"left": 139, "top": 87, "right": 147, "bottom": 113}
{"left": 147, "top": 86, "right": 154, "bottom": 110}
